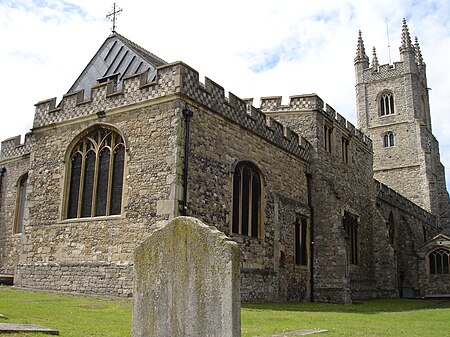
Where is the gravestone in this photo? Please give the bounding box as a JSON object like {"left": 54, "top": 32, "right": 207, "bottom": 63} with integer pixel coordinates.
{"left": 132, "top": 216, "right": 241, "bottom": 337}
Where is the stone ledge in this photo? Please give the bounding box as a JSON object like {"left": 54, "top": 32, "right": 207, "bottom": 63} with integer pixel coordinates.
{"left": 0, "top": 275, "right": 13, "bottom": 285}
{"left": 0, "top": 323, "right": 59, "bottom": 335}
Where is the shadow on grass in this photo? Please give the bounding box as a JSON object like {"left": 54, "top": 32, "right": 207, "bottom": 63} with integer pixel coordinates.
{"left": 242, "top": 298, "right": 450, "bottom": 314}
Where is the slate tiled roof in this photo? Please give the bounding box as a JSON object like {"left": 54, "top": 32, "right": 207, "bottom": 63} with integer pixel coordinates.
{"left": 67, "top": 33, "right": 167, "bottom": 97}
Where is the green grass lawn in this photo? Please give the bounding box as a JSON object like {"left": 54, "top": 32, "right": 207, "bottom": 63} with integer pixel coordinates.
{"left": 1, "top": 286, "right": 449, "bottom": 336}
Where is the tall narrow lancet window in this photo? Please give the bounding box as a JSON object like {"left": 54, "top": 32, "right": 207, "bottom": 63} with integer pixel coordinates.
{"left": 232, "top": 161, "right": 262, "bottom": 238}
{"left": 380, "top": 92, "right": 395, "bottom": 116}
{"left": 66, "top": 127, "right": 125, "bottom": 219}
{"left": 295, "top": 217, "right": 308, "bottom": 266}
{"left": 343, "top": 211, "right": 358, "bottom": 265}
{"left": 14, "top": 174, "right": 28, "bottom": 234}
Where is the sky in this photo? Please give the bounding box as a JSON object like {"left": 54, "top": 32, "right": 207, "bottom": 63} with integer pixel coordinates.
{"left": 0, "top": 0, "right": 449, "bottom": 190}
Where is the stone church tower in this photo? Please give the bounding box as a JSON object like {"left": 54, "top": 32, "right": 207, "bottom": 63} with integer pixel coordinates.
{"left": 355, "top": 19, "right": 450, "bottom": 232}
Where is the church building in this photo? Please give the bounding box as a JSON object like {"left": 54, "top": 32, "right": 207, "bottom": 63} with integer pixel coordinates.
{"left": 0, "top": 19, "right": 449, "bottom": 303}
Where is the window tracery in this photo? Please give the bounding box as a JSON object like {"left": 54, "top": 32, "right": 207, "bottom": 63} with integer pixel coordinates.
{"left": 66, "top": 127, "right": 125, "bottom": 219}
{"left": 429, "top": 249, "right": 450, "bottom": 274}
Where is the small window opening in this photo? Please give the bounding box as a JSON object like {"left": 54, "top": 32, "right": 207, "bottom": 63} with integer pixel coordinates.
{"left": 384, "top": 132, "right": 395, "bottom": 147}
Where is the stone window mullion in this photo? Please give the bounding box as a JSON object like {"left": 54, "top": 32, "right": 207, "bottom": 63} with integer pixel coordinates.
{"left": 90, "top": 134, "right": 101, "bottom": 217}
{"left": 77, "top": 141, "right": 87, "bottom": 219}
{"left": 238, "top": 166, "right": 243, "bottom": 235}
{"left": 248, "top": 172, "right": 253, "bottom": 237}
{"left": 106, "top": 135, "right": 116, "bottom": 216}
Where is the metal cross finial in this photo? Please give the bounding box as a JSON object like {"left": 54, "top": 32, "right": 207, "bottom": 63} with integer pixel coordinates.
{"left": 106, "top": 3, "right": 123, "bottom": 33}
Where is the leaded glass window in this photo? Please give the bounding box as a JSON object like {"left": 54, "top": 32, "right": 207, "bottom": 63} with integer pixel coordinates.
{"left": 429, "top": 249, "right": 450, "bottom": 274}
{"left": 232, "top": 162, "right": 262, "bottom": 238}
{"left": 66, "top": 127, "right": 125, "bottom": 219}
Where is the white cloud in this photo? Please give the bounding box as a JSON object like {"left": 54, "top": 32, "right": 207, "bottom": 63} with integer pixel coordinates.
{"left": 0, "top": 0, "right": 449, "bottom": 191}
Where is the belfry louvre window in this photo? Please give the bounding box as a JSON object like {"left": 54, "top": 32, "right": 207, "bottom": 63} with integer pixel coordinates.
{"left": 66, "top": 127, "right": 125, "bottom": 219}
{"left": 14, "top": 174, "right": 28, "bottom": 234}
{"left": 343, "top": 211, "right": 358, "bottom": 265}
{"left": 380, "top": 92, "right": 395, "bottom": 116}
{"left": 429, "top": 249, "right": 450, "bottom": 274}
{"left": 232, "top": 162, "right": 262, "bottom": 238}
{"left": 384, "top": 132, "right": 395, "bottom": 147}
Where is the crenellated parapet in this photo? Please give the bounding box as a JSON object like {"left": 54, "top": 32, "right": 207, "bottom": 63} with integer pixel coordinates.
{"left": 33, "top": 62, "right": 184, "bottom": 128}
{"left": 0, "top": 133, "right": 32, "bottom": 162}
{"left": 189, "top": 78, "right": 311, "bottom": 161}
{"left": 375, "top": 180, "right": 435, "bottom": 225}
{"left": 32, "top": 61, "right": 310, "bottom": 162}
{"left": 363, "top": 61, "right": 404, "bottom": 82}
{"left": 254, "top": 94, "right": 372, "bottom": 151}
{"left": 259, "top": 94, "right": 324, "bottom": 112}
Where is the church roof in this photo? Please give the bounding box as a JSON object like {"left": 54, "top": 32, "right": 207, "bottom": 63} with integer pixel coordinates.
{"left": 68, "top": 33, "right": 167, "bottom": 97}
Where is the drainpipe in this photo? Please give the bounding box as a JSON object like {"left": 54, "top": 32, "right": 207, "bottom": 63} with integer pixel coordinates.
{"left": 0, "top": 166, "right": 5, "bottom": 194}
{"left": 0, "top": 167, "right": 5, "bottom": 212}
{"left": 306, "top": 172, "right": 315, "bottom": 302}
{"left": 181, "top": 107, "right": 193, "bottom": 216}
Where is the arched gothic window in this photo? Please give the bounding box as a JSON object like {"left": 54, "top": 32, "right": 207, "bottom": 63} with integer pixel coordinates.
{"left": 429, "top": 248, "right": 450, "bottom": 274}
{"left": 380, "top": 92, "right": 395, "bottom": 116}
{"left": 14, "top": 174, "right": 28, "bottom": 234}
{"left": 66, "top": 127, "right": 125, "bottom": 219}
{"left": 232, "top": 161, "right": 262, "bottom": 238}
{"left": 384, "top": 132, "right": 395, "bottom": 147}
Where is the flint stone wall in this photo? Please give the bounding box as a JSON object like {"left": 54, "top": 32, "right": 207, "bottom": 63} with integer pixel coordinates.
{"left": 0, "top": 155, "right": 30, "bottom": 275}
{"left": 186, "top": 104, "right": 311, "bottom": 302}
{"left": 133, "top": 216, "right": 240, "bottom": 337}
{"left": 15, "top": 261, "right": 133, "bottom": 296}
{"left": 417, "top": 235, "right": 450, "bottom": 296}
{"left": 13, "top": 98, "right": 183, "bottom": 296}
{"left": 264, "top": 100, "right": 375, "bottom": 303}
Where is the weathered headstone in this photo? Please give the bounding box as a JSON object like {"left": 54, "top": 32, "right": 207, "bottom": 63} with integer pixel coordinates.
{"left": 132, "top": 216, "right": 241, "bottom": 337}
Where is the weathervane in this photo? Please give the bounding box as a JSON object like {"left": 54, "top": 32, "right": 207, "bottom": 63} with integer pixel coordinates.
{"left": 106, "top": 3, "right": 123, "bottom": 33}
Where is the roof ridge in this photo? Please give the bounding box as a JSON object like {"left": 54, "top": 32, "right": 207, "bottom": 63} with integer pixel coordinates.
{"left": 113, "top": 32, "right": 167, "bottom": 66}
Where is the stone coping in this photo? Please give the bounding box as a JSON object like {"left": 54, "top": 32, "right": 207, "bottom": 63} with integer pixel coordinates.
{"left": 0, "top": 275, "right": 13, "bottom": 285}
{"left": 0, "top": 323, "right": 59, "bottom": 335}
